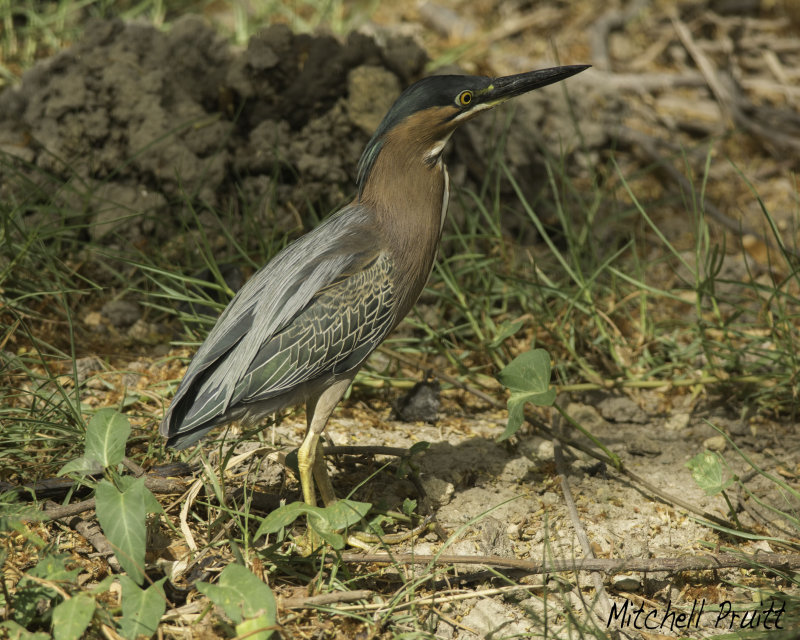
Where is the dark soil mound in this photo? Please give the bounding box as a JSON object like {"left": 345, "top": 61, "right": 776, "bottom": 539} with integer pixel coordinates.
{"left": 0, "top": 17, "right": 592, "bottom": 255}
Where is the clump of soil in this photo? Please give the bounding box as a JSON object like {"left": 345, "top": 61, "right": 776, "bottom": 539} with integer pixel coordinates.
{"left": 0, "top": 16, "right": 593, "bottom": 256}
{"left": 0, "top": 17, "right": 419, "bottom": 247}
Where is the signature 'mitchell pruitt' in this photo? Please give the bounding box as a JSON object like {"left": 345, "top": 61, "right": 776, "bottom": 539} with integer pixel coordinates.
{"left": 607, "top": 597, "right": 786, "bottom": 632}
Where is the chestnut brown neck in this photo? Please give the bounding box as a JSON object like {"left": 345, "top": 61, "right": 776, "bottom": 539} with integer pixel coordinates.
{"left": 357, "top": 109, "right": 454, "bottom": 317}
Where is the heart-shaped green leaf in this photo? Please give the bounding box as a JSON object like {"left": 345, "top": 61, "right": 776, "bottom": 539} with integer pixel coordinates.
{"left": 196, "top": 563, "right": 276, "bottom": 639}
{"left": 255, "top": 499, "right": 371, "bottom": 549}
{"left": 95, "top": 478, "right": 146, "bottom": 584}
{"left": 496, "top": 349, "right": 556, "bottom": 441}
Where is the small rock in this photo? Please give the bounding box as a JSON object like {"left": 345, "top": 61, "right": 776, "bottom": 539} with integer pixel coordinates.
{"left": 500, "top": 457, "right": 529, "bottom": 483}
{"left": 420, "top": 475, "right": 454, "bottom": 507}
{"left": 121, "top": 372, "right": 141, "bottom": 388}
{"left": 703, "top": 435, "right": 727, "bottom": 452}
{"left": 477, "top": 516, "right": 514, "bottom": 557}
{"left": 125, "top": 360, "right": 149, "bottom": 373}
{"left": 83, "top": 311, "right": 104, "bottom": 328}
{"left": 380, "top": 34, "right": 427, "bottom": 82}
{"left": 536, "top": 440, "right": 554, "bottom": 460}
{"left": 612, "top": 575, "right": 641, "bottom": 591}
{"left": 447, "top": 539, "right": 484, "bottom": 574}
{"left": 664, "top": 412, "right": 691, "bottom": 431}
{"left": 434, "top": 618, "right": 455, "bottom": 640}
{"left": 626, "top": 436, "right": 661, "bottom": 457}
{"left": 566, "top": 402, "right": 609, "bottom": 430}
{"left": 74, "top": 356, "right": 104, "bottom": 384}
{"left": 127, "top": 319, "right": 169, "bottom": 344}
{"left": 394, "top": 380, "right": 440, "bottom": 423}
{"left": 347, "top": 65, "right": 400, "bottom": 134}
{"left": 541, "top": 491, "right": 560, "bottom": 506}
{"left": 86, "top": 375, "right": 113, "bottom": 391}
{"left": 101, "top": 299, "right": 140, "bottom": 328}
{"left": 750, "top": 539, "right": 773, "bottom": 553}
{"left": 597, "top": 395, "right": 648, "bottom": 424}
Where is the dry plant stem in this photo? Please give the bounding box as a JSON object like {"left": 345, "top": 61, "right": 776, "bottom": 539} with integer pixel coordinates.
{"left": 323, "top": 445, "right": 411, "bottom": 458}
{"left": 483, "top": 6, "right": 560, "bottom": 48}
{"left": 280, "top": 589, "right": 374, "bottom": 610}
{"left": 431, "top": 607, "right": 480, "bottom": 636}
{"left": 38, "top": 475, "right": 186, "bottom": 521}
{"left": 65, "top": 516, "right": 123, "bottom": 573}
{"left": 183, "top": 508, "right": 250, "bottom": 581}
{"left": 41, "top": 497, "right": 98, "bottom": 521}
{"left": 122, "top": 456, "right": 146, "bottom": 476}
{"left": 326, "top": 584, "right": 554, "bottom": 615}
{"left": 100, "top": 623, "right": 125, "bottom": 640}
{"left": 590, "top": 70, "right": 708, "bottom": 92}
{"left": 670, "top": 15, "right": 736, "bottom": 123}
{"left": 166, "top": 584, "right": 554, "bottom": 620}
{"left": 349, "top": 519, "right": 433, "bottom": 546}
{"left": 553, "top": 439, "right": 613, "bottom": 625}
{"left": 735, "top": 483, "right": 798, "bottom": 540}
{"left": 16, "top": 572, "right": 71, "bottom": 599}
{"left": 338, "top": 552, "right": 800, "bottom": 574}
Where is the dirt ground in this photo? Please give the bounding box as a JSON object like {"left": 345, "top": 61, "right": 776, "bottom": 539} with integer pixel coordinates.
{"left": 3, "top": 0, "right": 800, "bottom": 638}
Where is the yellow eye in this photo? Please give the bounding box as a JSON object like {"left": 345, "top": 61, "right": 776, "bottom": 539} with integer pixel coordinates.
{"left": 457, "top": 90, "right": 473, "bottom": 107}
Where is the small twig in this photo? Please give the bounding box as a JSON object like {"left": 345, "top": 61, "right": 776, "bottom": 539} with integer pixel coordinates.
{"left": 41, "top": 497, "right": 97, "bottom": 521}
{"left": 280, "top": 589, "right": 373, "bottom": 610}
{"left": 337, "top": 552, "right": 800, "bottom": 574}
{"left": 65, "top": 515, "right": 122, "bottom": 573}
{"left": 322, "top": 445, "right": 413, "bottom": 458}
{"left": 671, "top": 14, "right": 735, "bottom": 123}
{"left": 37, "top": 475, "right": 187, "bottom": 521}
{"left": 736, "top": 485, "right": 798, "bottom": 540}
{"left": 323, "top": 584, "right": 550, "bottom": 614}
{"left": 169, "top": 503, "right": 242, "bottom": 586}
{"left": 179, "top": 478, "right": 204, "bottom": 552}
{"left": 553, "top": 438, "right": 613, "bottom": 625}
{"left": 100, "top": 623, "right": 125, "bottom": 640}
{"left": 16, "top": 572, "right": 71, "bottom": 599}
{"left": 121, "top": 456, "right": 146, "bottom": 477}
{"left": 483, "top": 6, "right": 560, "bottom": 47}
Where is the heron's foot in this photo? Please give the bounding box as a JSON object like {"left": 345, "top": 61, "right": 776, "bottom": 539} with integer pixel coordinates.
{"left": 345, "top": 516, "right": 434, "bottom": 550}
{"left": 294, "top": 522, "right": 324, "bottom": 556}
{"left": 292, "top": 508, "right": 433, "bottom": 553}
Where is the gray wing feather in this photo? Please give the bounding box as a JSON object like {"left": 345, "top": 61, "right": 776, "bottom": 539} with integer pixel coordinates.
{"left": 161, "top": 204, "right": 394, "bottom": 443}
{"left": 231, "top": 253, "right": 395, "bottom": 405}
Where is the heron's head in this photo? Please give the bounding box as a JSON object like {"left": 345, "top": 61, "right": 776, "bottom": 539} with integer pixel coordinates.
{"left": 356, "top": 64, "right": 590, "bottom": 193}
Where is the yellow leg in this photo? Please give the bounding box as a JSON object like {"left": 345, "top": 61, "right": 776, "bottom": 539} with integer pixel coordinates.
{"left": 295, "top": 377, "right": 354, "bottom": 551}
{"left": 295, "top": 429, "right": 337, "bottom": 507}
{"left": 296, "top": 428, "right": 320, "bottom": 507}
{"left": 313, "top": 438, "right": 337, "bottom": 507}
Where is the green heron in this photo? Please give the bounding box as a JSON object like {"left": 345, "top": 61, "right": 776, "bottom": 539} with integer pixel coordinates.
{"left": 161, "top": 64, "right": 589, "bottom": 510}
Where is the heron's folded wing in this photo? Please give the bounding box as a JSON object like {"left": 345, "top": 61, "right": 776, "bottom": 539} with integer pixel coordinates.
{"left": 161, "top": 205, "right": 380, "bottom": 440}
{"left": 229, "top": 251, "right": 396, "bottom": 405}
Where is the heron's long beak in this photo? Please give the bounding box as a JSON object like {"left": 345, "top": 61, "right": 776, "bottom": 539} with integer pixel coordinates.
{"left": 479, "top": 64, "right": 590, "bottom": 107}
